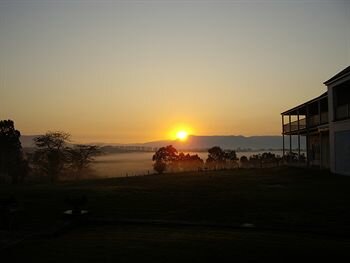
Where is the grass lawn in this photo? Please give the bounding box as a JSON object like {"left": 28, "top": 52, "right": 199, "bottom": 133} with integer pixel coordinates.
{"left": 2, "top": 167, "right": 350, "bottom": 261}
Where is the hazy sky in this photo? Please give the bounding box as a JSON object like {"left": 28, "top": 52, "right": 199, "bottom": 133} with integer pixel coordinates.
{"left": 1, "top": 0, "right": 349, "bottom": 143}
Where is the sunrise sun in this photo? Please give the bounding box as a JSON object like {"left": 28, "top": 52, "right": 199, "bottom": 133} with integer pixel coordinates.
{"left": 176, "top": 130, "right": 188, "bottom": 141}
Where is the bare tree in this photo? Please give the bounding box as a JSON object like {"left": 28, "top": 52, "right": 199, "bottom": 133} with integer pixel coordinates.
{"left": 65, "top": 145, "right": 100, "bottom": 179}
{"left": 34, "top": 131, "right": 70, "bottom": 150}
{"left": 33, "top": 131, "right": 70, "bottom": 182}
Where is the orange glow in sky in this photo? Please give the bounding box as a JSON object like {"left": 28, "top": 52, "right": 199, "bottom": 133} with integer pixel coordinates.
{"left": 0, "top": 1, "right": 348, "bottom": 143}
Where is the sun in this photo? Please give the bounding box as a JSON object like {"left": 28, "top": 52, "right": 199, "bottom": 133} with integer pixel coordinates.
{"left": 176, "top": 130, "right": 188, "bottom": 141}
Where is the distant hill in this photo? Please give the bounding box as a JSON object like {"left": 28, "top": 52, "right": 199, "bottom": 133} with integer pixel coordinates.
{"left": 139, "top": 135, "right": 305, "bottom": 150}
{"left": 20, "top": 134, "right": 305, "bottom": 151}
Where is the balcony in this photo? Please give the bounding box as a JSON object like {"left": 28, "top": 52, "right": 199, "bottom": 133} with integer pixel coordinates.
{"left": 282, "top": 92, "right": 329, "bottom": 135}
{"left": 305, "top": 113, "right": 328, "bottom": 127}
{"left": 283, "top": 118, "right": 306, "bottom": 133}
{"left": 282, "top": 113, "right": 329, "bottom": 134}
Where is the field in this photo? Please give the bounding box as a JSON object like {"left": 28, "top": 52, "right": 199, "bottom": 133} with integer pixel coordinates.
{"left": 92, "top": 150, "right": 284, "bottom": 178}
{"left": 2, "top": 167, "right": 350, "bottom": 261}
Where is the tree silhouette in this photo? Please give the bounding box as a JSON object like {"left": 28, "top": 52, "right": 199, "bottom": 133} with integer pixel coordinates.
{"left": 33, "top": 131, "right": 70, "bottom": 182}
{"left": 153, "top": 145, "right": 178, "bottom": 162}
{"left": 206, "top": 146, "right": 225, "bottom": 169}
{"left": 175, "top": 152, "right": 204, "bottom": 171}
{"left": 0, "top": 120, "right": 28, "bottom": 184}
{"left": 260, "top": 152, "right": 280, "bottom": 167}
{"left": 249, "top": 154, "right": 262, "bottom": 168}
{"left": 282, "top": 151, "right": 298, "bottom": 163}
{"left": 239, "top": 155, "right": 249, "bottom": 168}
{"left": 152, "top": 145, "right": 178, "bottom": 174}
{"left": 65, "top": 145, "right": 100, "bottom": 179}
{"left": 153, "top": 160, "right": 167, "bottom": 174}
{"left": 240, "top": 156, "right": 248, "bottom": 162}
{"left": 224, "top": 150, "right": 238, "bottom": 168}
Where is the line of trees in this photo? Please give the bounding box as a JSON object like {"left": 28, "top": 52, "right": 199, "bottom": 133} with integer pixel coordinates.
{"left": 206, "top": 146, "right": 238, "bottom": 170}
{"left": 152, "top": 145, "right": 204, "bottom": 174}
{"left": 0, "top": 120, "right": 100, "bottom": 183}
{"left": 152, "top": 145, "right": 239, "bottom": 174}
{"left": 152, "top": 145, "right": 293, "bottom": 174}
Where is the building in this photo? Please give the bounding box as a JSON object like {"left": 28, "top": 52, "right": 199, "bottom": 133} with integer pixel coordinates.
{"left": 281, "top": 66, "right": 350, "bottom": 175}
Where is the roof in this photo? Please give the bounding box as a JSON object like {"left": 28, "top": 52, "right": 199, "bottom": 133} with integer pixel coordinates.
{"left": 324, "top": 66, "right": 350, "bottom": 86}
{"left": 281, "top": 91, "right": 328, "bottom": 115}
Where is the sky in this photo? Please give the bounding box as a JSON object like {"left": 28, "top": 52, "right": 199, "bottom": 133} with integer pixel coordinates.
{"left": 0, "top": 0, "right": 349, "bottom": 143}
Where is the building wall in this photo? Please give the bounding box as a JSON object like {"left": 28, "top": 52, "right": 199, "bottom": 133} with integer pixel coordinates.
{"left": 320, "top": 132, "right": 330, "bottom": 168}
{"left": 329, "top": 119, "right": 350, "bottom": 175}
{"left": 308, "top": 134, "right": 320, "bottom": 166}
{"left": 328, "top": 85, "right": 336, "bottom": 172}
{"left": 327, "top": 75, "right": 350, "bottom": 175}
{"left": 307, "top": 132, "right": 330, "bottom": 168}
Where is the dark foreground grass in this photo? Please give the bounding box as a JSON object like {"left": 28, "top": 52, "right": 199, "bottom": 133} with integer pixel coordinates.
{"left": 7, "top": 225, "right": 350, "bottom": 262}
{"left": 2, "top": 167, "right": 350, "bottom": 261}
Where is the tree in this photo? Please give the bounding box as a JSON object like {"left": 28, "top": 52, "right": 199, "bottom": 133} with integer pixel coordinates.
{"left": 34, "top": 131, "right": 70, "bottom": 150}
{"left": 0, "top": 120, "right": 28, "bottom": 184}
{"left": 153, "top": 160, "right": 167, "bottom": 174}
{"left": 152, "top": 145, "right": 178, "bottom": 163}
{"left": 206, "top": 146, "right": 228, "bottom": 170}
{"left": 152, "top": 145, "right": 178, "bottom": 174}
{"left": 224, "top": 150, "right": 238, "bottom": 168}
{"left": 260, "top": 152, "right": 280, "bottom": 167}
{"left": 249, "top": 154, "right": 262, "bottom": 168}
{"left": 65, "top": 145, "right": 100, "bottom": 179}
{"left": 282, "top": 151, "right": 298, "bottom": 163}
{"left": 239, "top": 155, "right": 249, "bottom": 168}
{"left": 33, "top": 131, "right": 70, "bottom": 182}
{"left": 175, "top": 152, "right": 204, "bottom": 171}
{"left": 187, "top": 154, "right": 204, "bottom": 171}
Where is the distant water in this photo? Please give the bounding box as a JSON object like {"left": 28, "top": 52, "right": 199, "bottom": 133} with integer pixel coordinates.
{"left": 92, "top": 151, "right": 284, "bottom": 178}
